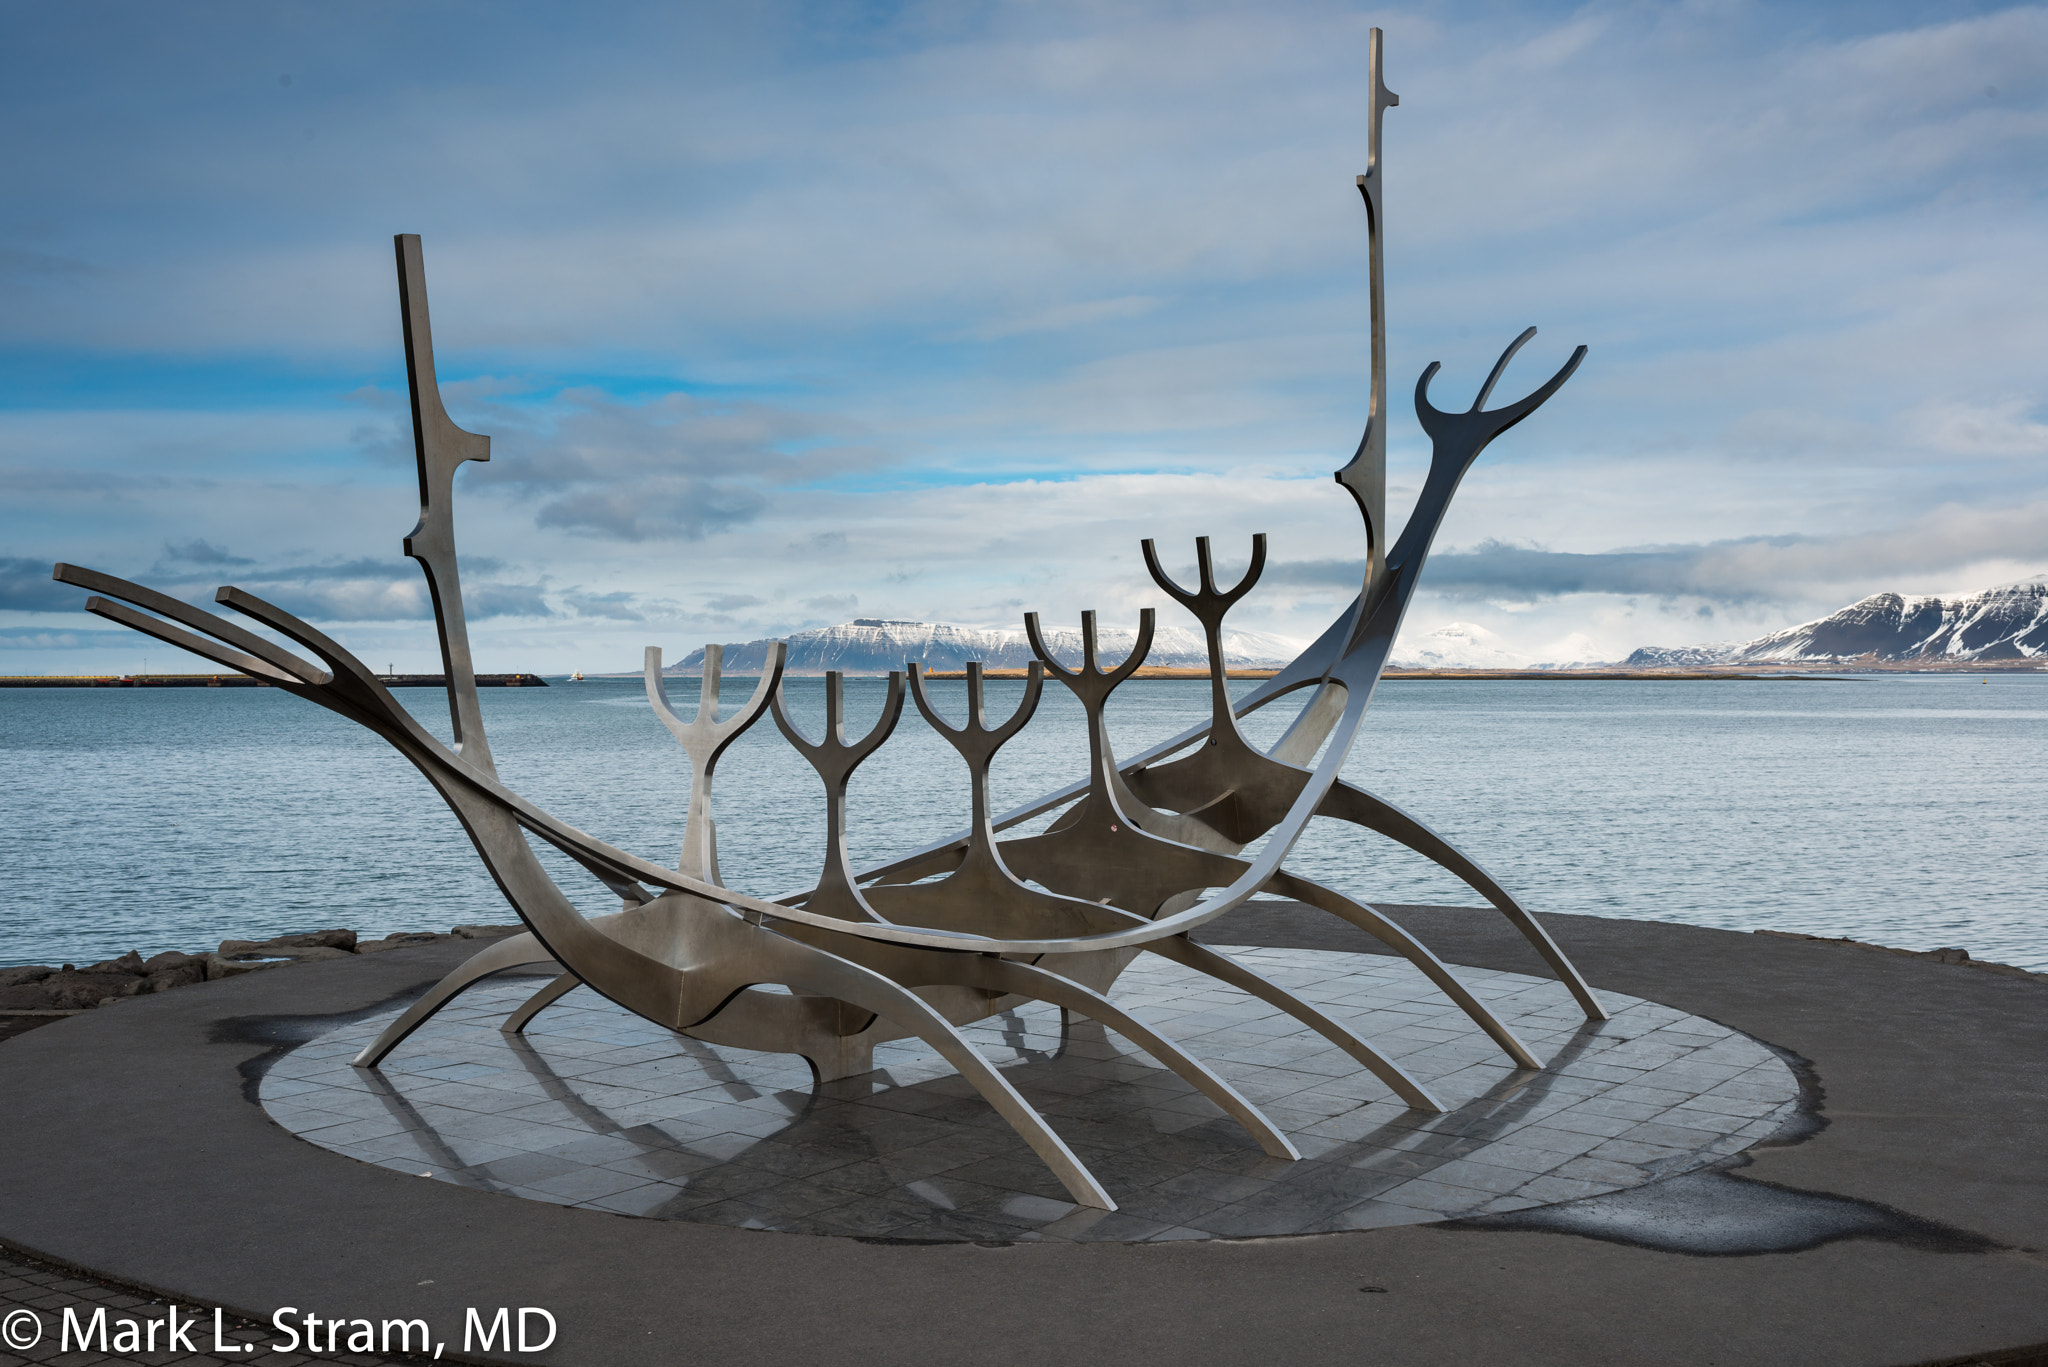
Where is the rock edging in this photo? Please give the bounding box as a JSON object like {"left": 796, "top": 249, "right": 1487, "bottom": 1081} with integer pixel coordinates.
{"left": 0, "top": 923, "right": 524, "bottom": 1018}
{"left": 1751, "top": 928, "right": 2046, "bottom": 983}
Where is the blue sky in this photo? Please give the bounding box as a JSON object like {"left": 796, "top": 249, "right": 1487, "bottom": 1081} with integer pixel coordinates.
{"left": 3, "top": 0, "right": 2044, "bottom": 672}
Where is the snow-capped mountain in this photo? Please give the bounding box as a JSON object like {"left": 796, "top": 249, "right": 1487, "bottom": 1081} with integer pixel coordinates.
{"left": 1626, "top": 576, "right": 2048, "bottom": 665}
{"left": 1386, "top": 622, "right": 1529, "bottom": 670}
{"left": 1622, "top": 643, "right": 1741, "bottom": 667}
{"left": 670, "top": 619, "right": 1306, "bottom": 676}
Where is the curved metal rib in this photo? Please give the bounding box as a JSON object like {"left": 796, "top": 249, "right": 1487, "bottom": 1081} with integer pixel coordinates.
{"left": 780, "top": 921, "right": 1299, "bottom": 1162}
{"left": 1314, "top": 781, "right": 1608, "bottom": 1020}
{"left": 503, "top": 970, "right": 582, "bottom": 1034}
{"left": 933, "top": 953, "right": 1300, "bottom": 1161}
{"left": 1262, "top": 871, "right": 1541, "bottom": 1068}
{"left": 352, "top": 933, "right": 557, "bottom": 1067}
{"left": 1145, "top": 936, "right": 1443, "bottom": 1112}
{"left": 1119, "top": 542, "right": 1598, "bottom": 1032}
{"left": 868, "top": 660, "right": 1300, "bottom": 1156}
{"left": 501, "top": 639, "right": 795, "bottom": 1036}
{"left": 984, "top": 615, "right": 1449, "bottom": 1108}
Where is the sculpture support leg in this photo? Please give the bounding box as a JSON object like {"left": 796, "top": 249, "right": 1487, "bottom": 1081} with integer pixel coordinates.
{"left": 922, "top": 954, "right": 1300, "bottom": 1161}
{"left": 1266, "top": 871, "right": 1541, "bottom": 1069}
{"left": 1145, "top": 936, "right": 1446, "bottom": 1113}
{"left": 503, "top": 972, "right": 582, "bottom": 1034}
{"left": 352, "top": 932, "right": 556, "bottom": 1068}
{"left": 761, "top": 939, "right": 1117, "bottom": 1211}
{"left": 1318, "top": 779, "right": 1609, "bottom": 1021}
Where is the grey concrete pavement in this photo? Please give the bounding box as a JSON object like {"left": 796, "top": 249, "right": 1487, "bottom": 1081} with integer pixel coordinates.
{"left": 0, "top": 905, "right": 2041, "bottom": 1367}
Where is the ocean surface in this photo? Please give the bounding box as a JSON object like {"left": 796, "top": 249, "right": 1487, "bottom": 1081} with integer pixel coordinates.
{"left": 3, "top": 673, "right": 2043, "bottom": 972}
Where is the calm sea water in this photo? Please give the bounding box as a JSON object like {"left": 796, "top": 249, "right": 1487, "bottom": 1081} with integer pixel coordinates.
{"left": 3, "top": 674, "right": 2043, "bottom": 971}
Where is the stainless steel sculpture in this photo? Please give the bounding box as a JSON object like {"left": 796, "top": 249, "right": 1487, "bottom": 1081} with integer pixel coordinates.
{"left": 53, "top": 31, "right": 1606, "bottom": 1212}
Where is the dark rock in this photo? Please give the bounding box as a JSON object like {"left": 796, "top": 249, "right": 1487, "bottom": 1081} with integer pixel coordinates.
{"left": 452, "top": 924, "right": 522, "bottom": 939}
{"left": 1927, "top": 947, "right": 1971, "bottom": 964}
{"left": 146, "top": 964, "right": 207, "bottom": 992}
{"left": 142, "top": 951, "right": 201, "bottom": 973}
{"left": 204, "top": 954, "right": 283, "bottom": 981}
{"left": 81, "top": 950, "right": 148, "bottom": 976}
{"left": 31, "top": 971, "right": 145, "bottom": 1011}
{"left": 358, "top": 933, "right": 455, "bottom": 953}
{"left": 0, "top": 966, "right": 55, "bottom": 989}
{"left": 270, "top": 929, "right": 357, "bottom": 952}
{"left": 0, "top": 984, "right": 56, "bottom": 1010}
{"left": 221, "top": 929, "right": 357, "bottom": 955}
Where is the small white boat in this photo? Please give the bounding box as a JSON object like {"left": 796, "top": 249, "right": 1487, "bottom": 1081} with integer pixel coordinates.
{"left": 568, "top": 671, "right": 585, "bottom": 682}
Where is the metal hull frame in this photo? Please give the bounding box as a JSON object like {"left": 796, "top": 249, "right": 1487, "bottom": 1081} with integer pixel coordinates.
{"left": 54, "top": 31, "right": 1606, "bottom": 1214}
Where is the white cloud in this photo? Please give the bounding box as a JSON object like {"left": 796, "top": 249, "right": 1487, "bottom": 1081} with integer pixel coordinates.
{"left": 3, "top": 1, "right": 2045, "bottom": 676}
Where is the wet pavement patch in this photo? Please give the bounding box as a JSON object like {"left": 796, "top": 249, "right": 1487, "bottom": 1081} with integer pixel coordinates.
{"left": 1450, "top": 1169, "right": 2005, "bottom": 1256}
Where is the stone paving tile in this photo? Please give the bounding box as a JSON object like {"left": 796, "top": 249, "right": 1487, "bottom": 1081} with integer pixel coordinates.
{"left": 1315, "top": 1199, "right": 1453, "bottom": 1232}
{"left": 261, "top": 948, "right": 1801, "bottom": 1243}
{"left": 1586, "top": 1137, "right": 1691, "bottom": 1167}
{"left": 1512, "top": 1173, "right": 1615, "bottom": 1205}
{"left": 1536, "top": 1110, "right": 1641, "bottom": 1140}
{"left": 1551, "top": 1150, "right": 1650, "bottom": 1180}
{"left": 1423, "top": 1158, "right": 1548, "bottom": 1195}
{"left": 1373, "top": 1177, "right": 1501, "bottom": 1213}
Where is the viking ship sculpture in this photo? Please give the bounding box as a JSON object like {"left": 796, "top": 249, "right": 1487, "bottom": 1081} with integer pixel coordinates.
{"left": 54, "top": 32, "right": 1604, "bottom": 1211}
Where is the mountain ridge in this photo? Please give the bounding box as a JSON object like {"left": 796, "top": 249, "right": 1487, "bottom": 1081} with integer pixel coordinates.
{"left": 669, "top": 618, "right": 1305, "bottom": 676}
{"left": 1628, "top": 576, "right": 2048, "bottom": 666}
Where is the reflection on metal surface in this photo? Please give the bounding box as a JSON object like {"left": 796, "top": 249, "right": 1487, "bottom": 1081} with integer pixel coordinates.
{"left": 54, "top": 32, "right": 1605, "bottom": 1211}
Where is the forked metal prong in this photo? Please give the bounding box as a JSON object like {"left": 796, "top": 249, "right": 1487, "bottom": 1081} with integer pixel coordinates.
{"left": 1142, "top": 534, "right": 1267, "bottom": 622}
{"left": 1025, "top": 609, "right": 1155, "bottom": 696}
{"left": 907, "top": 660, "right": 1043, "bottom": 750}
{"left": 1416, "top": 328, "right": 1588, "bottom": 443}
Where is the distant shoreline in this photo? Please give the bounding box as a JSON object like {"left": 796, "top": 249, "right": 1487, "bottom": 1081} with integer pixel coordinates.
{"left": 0, "top": 673, "right": 548, "bottom": 689}
{"left": 600, "top": 660, "right": 2044, "bottom": 681}
{"left": 32, "top": 662, "right": 2022, "bottom": 689}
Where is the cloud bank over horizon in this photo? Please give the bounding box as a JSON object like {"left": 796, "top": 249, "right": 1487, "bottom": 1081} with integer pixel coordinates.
{"left": 2, "top": 0, "right": 2043, "bottom": 673}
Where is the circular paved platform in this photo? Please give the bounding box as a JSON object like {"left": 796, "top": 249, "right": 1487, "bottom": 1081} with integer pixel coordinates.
{"left": 0, "top": 902, "right": 2042, "bottom": 1367}
{"left": 268, "top": 950, "right": 1798, "bottom": 1241}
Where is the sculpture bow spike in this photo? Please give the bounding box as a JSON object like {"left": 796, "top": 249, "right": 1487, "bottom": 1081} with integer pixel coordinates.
{"left": 1415, "top": 327, "right": 1589, "bottom": 456}
{"left": 56, "top": 564, "right": 329, "bottom": 688}
{"left": 396, "top": 233, "right": 498, "bottom": 776}
{"left": 1334, "top": 27, "right": 1400, "bottom": 601}
{"left": 1350, "top": 328, "right": 1586, "bottom": 640}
